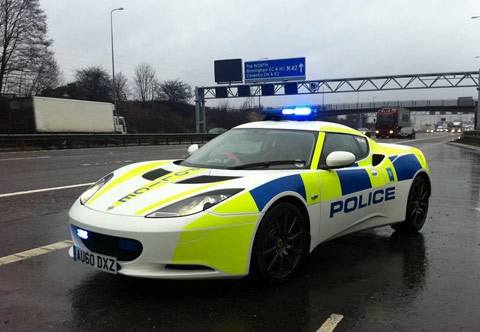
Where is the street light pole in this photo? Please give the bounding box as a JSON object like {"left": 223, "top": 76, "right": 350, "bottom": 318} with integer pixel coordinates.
{"left": 471, "top": 16, "right": 480, "bottom": 130}
{"left": 258, "top": 57, "right": 268, "bottom": 110}
{"left": 477, "top": 67, "right": 480, "bottom": 131}
{"left": 110, "top": 7, "right": 124, "bottom": 118}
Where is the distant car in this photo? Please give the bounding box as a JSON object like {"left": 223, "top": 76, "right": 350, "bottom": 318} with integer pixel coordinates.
{"left": 208, "top": 128, "right": 227, "bottom": 134}
{"left": 425, "top": 127, "right": 434, "bottom": 133}
{"left": 397, "top": 127, "right": 416, "bottom": 139}
{"left": 357, "top": 127, "right": 372, "bottom": 137}
{"left": 69, "top": 108, "right": 431, "bottom": 283}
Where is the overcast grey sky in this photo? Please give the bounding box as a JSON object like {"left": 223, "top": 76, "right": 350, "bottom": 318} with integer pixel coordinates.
{"left": 41, "top": 0, "right": 480, "bottom": 107}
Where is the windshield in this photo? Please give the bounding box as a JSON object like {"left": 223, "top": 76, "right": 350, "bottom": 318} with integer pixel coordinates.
{"left": 181, "top": 128, "right": 318, "bottom": 170}
{"left": 377, "top": 114, "right": 396, "bottom": 123}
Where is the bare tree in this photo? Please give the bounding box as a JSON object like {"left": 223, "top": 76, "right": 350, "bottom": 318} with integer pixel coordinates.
{"left": 114, "top": 71, "right": 129, "bottom": 101}
{"left": 25, "top": 50, "right": 60, "bottom": 95}
{"left": 132, "top": 62, "right": 156, "bottom": 102}
{"left": 0, "top": 0, "right": 59, "bottom": 96}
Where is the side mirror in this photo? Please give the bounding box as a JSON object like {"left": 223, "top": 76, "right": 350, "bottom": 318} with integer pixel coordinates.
{"left": 326, "top": 151, "right": 356, "bottom": 168}
{"left": 187, "top": 144, "right": 199, "bottom": 156}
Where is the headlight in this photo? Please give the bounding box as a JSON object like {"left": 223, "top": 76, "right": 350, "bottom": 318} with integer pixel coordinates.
{"left": 146, "top": 189, "right": 243, "bottom": 218}
{"left": 80, "top": 173, "right": 114, "bottom": 205}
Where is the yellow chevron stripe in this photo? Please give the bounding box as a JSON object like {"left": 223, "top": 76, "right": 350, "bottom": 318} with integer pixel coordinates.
{"left": 87, "top": 161, "right": 169, "bottom": 205}
{"left": 320, "top": 171, "right": 342, "bottom": 202}
{"left": 115, "top": 167, "right": 206, "bottom": 208}
{"left": 310, "top": 132, "right": 324, "bottom": 170}
{"left": 212, "top": 191, "right": 258, "bottom": 214}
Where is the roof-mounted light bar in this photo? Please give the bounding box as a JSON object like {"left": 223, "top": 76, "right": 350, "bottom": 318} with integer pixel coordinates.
{"left": 281, "top": 107, "right": 313, "bottom": 115}
{"left": 262, "top": 107, "right": 317, "bottom": 121}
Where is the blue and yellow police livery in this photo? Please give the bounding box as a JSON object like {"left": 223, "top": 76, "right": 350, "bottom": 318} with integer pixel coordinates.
{"left": 69, "top": 108, "right": 431, "bottom": 283}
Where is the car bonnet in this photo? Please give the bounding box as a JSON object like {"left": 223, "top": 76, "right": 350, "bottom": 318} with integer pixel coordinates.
{"left": 82, "top": 160, "right": 301, "bottom": 216}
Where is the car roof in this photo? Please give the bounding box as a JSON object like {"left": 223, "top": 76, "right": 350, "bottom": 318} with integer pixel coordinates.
{"left": 235, "top": 120, "right": 360, "bottom": 134}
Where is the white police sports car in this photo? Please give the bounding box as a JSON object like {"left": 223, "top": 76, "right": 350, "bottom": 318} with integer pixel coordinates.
{"left": 69, "top": 108, "right": 431, "bottom": 283}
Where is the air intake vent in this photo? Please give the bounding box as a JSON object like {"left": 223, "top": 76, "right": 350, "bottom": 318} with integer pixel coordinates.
{"left": 178, "top": 176, "right": 240, "bottom": 184}
{"left": 142, "top": 168, "right": 170, "bottom": 180}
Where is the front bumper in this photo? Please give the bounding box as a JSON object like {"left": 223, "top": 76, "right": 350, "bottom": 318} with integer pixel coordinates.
{"left": 68, "top": 201, "right": 260, "bottom": 279}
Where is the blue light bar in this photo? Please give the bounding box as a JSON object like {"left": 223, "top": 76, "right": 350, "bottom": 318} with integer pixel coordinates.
{"left": 281, "top": 107, "right": 313, "bottom": 116}
{"left": 262, "top": 107, "right": 316, "bottom": 120}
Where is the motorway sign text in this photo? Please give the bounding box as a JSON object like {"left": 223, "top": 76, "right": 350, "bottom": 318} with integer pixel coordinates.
{"left": 244, "top": 57, "right": 306, "bottom": 83}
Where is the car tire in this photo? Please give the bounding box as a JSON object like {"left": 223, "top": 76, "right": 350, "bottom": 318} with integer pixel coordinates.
{"left": 251, "top": 202, "right": 308, "bottom": 284}
{"left": 391, "top": 176, "right": 430, "bottom": 233}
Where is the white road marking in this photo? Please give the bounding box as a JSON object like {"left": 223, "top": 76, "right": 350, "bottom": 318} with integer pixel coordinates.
{"left": 0, "top": 156, "right": 51, "bottom": 161}
{"left": 0, "top": 240, "right": 73, "bottom": 266}
{"left": 0, "top": 183, "right": 93, "bottom": 198}
{"left": 317, "top": 314, "right": 344, "bottom": 332}
{"left": 82, "top": 160, "right": 133, "bottom": 166}
{"left": 167, "top": 148, "right": 189, "bottom": 151}
{"left": 418, "top": 141, "right": 453, "bottom": 150}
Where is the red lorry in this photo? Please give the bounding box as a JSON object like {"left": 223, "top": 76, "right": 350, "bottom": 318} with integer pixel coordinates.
{"left": 375, "top": 107, "right": 411, "bottom": 138}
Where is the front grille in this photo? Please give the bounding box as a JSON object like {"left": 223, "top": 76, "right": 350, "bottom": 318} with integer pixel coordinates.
{"left": 71, "top": 225, "right": 143, "bottom": 261}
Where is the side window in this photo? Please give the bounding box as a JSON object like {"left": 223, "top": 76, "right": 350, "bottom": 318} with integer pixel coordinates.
{"left": 320, "top": 133, "right": 369, "bottom": 166}
{"left": 353, "top": 135, "right": 369, "bottom": 159}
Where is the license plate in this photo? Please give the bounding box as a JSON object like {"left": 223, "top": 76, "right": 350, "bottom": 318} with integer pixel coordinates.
{"left": 73, "top": 246, "right": 117, "bottom": 274}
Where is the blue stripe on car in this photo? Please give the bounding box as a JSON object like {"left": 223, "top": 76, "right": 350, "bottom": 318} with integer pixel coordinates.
{"left": 392, "top": 154, "right": 422, "bottom": 181}
{"left": 250, "top": 175, "right": 306, "bottom": 211}
{"left": 337, "top": 169, "right": 372, "bottom": 195}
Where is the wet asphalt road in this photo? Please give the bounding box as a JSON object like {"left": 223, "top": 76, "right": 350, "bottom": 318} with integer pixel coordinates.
{"left": 0, "top": 134, "right": 479, "bottom": 331}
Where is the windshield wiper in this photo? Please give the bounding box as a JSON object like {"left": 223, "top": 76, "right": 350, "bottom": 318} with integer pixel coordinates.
{"left": 228, "top": 160, "right": 306, "bottom": 170}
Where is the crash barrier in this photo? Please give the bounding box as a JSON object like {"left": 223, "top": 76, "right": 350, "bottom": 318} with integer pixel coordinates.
{"left": 458, "top": 130, "right": 480, "bottom": 146}
{"left": 3, "top": 131, "right": 479, "bottom": 152}
{"left": 0, "top": 133, "right": 218, "bottom": 151}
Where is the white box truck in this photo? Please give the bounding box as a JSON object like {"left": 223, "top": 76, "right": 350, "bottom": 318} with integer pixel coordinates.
{"left": 451, "top": 121, "right": 462, "bottom": 133}
{"left": 0, "top": 96, "right": 127, "bottom": 134}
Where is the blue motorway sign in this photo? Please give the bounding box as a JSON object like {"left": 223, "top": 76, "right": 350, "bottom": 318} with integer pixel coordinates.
{"left": 244, "top": 57, "right": 306, "bottom": 83}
